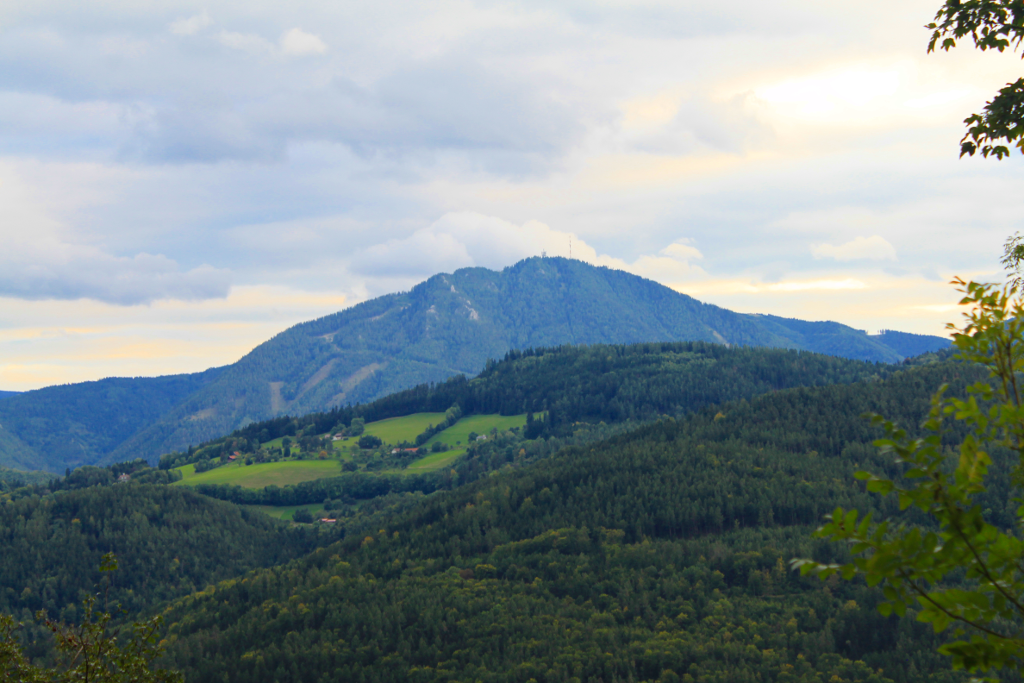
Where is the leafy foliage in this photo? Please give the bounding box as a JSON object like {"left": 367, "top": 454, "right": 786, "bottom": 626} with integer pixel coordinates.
{"left": 0, "top": 466, "right": 55, "bottom": 488}
{"left": 927, "top": 0, "right": 1024, "bottom": 159}
{"left": 796, "top": 280, "right": 1024, "bottom": 680}
{"left": 0, "top": 554, "right": 181, "bottom": 683}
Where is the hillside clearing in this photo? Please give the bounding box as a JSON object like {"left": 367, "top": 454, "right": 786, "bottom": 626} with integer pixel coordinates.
{"left": 175, "top": 459, "right": 342, "bottom": 489}
{"left": 408, "top": 413, "right": 529, "bottom": 471}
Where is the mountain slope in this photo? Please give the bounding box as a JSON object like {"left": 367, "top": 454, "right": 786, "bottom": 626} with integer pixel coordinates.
{"left": 108, "top": 258, "right": 944, "bottom": 464}
{"left": 0, "top": 258, "right": 948, "bottom": 471}
{"left": 0, "top": 367, "right": 225, "bottom": 472}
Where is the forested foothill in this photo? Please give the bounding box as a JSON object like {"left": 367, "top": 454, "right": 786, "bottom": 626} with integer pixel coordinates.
{"left": 0, "top": 341, "right": 979, "bottom": 682}
{"left": 154, "top": 342, "right": 905, "bottom": 509}
{"left": 0, "top": 458, "right": 340, "bottom": 665}
{"left": 157, "top": 356, "right": 984, "bottom": 683}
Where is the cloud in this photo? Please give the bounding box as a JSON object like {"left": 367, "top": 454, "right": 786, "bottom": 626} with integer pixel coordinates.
{"left": 99, "top": 43, "right": 581, "bottom": 165}
{"left": 352, "top": 229, "right": 474, "bottom": 277}
{"left": 217, "top": 31, "right": 275, "bottom": 53}
{"left": 349, "top": 212, "right": 708, "bottom": 288}
{"left": 0, "top": 252, "right": 231, "bottom": 305}
{"left": 216, "top": 28, "right": 327, "bottom": 57}
{"left": 350, "top": 212, "right": 562, "bottom": 277}
{"left": 122, "top": 105, "right": 284, "bottom": 163}
{"left": 280, "top": 29, "right": 327, "bottom": 56}
{"left": 812, "top": 235, "right": 897, "bottom": 262}
{"left": 170, "top": 11, "right": 213, "bottom": 36}
{"left": 0, "top": 0, "right": 1021, "bottom": 392}
{"left": 616, "top": 241, "right": 707, "bottom": 284}
{"left": 624, "top": 90, "right": 774, "bottom": 156}
{"left": 0, "top": 167, "right": 231, "bottom": 305}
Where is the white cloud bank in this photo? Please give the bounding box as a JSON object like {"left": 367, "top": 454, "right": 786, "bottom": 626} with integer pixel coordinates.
{"left": 280, "top": 29, "right": 328, "bottom": 56}
{"left": 169, "top": 11, "right": 213, "bottom": 37}
{"left": 812, "top": 235, "right": 897, "bottom": 261}
{"left": 215, "top": 27, "right": 327, "bottom": 57}
{"left": 0, "top": 167, "right": 230, "bottom": 305}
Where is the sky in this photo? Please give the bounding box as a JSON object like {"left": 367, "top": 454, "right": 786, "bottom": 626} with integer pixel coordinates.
{"left": 1, "top": 0, "right": 1023, "bottom": 391}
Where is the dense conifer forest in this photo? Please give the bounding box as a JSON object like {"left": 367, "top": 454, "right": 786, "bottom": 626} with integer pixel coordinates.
{"left": 0, "top": 474, "right": 335, "bottom": 623}
{"left": 157, "top": 357, "right": 982, "bottom": 683}
{"left": 0, "top": 341, "right": 987, "bottom": 683}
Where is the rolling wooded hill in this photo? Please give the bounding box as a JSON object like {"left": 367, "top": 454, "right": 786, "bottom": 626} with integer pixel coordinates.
{"left": 160, "top": 357, "right": 981, "bottom": 683}
{"left": 0, "top": 258, "right": 948, "bottom": 473}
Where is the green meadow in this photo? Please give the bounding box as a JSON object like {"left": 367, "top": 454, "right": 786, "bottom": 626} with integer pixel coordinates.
{"left": 254, "top": 412, "right": 446, "bottom": 455}
{"left": 407, "top": 413, "right": 529, "bottom": 471}
{"left": 244, "top": 503, "right": 325, "bottom": 521}
{"left": 352, "top": 412, "right": 447, "bottom": 446}
{"left": 175, "top": 412, "right": 529, "bottom": 508}
{"left": 175, "top": 459, "right": 342, "bottom": 489}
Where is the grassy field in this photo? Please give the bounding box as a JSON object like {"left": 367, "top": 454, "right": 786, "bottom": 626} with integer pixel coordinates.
{"left": 407, "top": 413, "right": 529, "bottom": 472}
{"left": 361, "top": 412, "right": 448, "bottom": 444}
{"left": 174, "top": 413, "right": 527, "bottom": 498}
{"left": 259, "top": 413, "right": 456, "bottom": 452}
{"left": 244, "top": 503, "right": 325, "bottom": 521}
{"left": 174, "top": 459, "right": 342, "bottom": 489}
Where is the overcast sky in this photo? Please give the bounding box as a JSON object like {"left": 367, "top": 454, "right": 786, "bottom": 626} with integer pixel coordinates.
{"left": 1, "top": 0, "right": 1022, "bottom": 391}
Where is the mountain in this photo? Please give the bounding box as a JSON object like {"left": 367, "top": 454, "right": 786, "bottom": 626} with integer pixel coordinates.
{"left": 0, "top": 391, "right": 18, "bottom": 400}
{"left": 0, "top": 258, "right": 949, "bottom": 472}
{"left": 160, "top": 358, "right": 978, "bottom": 683}
{"left": 0, "top": 367, "right": 225, "bottom": 472}
{"left": 868, "top": 329, "right": 957, "bottom": 358}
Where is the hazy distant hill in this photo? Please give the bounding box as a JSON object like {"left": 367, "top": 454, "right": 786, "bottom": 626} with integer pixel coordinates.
{"left": 0, "top": 258, "right": 948, "bottom": 472}
{"left": 0, "top": 369, "right": 225, "bottom": 472}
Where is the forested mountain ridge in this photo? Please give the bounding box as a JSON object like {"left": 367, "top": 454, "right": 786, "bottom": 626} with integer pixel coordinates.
{"left": 160, "top": 358, "right": 980, "bottom": 683}
{"left": 0, "top": 258, "right": 948, "bottom": 472}
{"left": 0, "top": 367, "right": 225, "bottom": 472}
{"left": 158, "top": 343, "right": 895, "bottom": 509}
{"left": 166, "top": 342, "right": 892, "bottom": 472}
